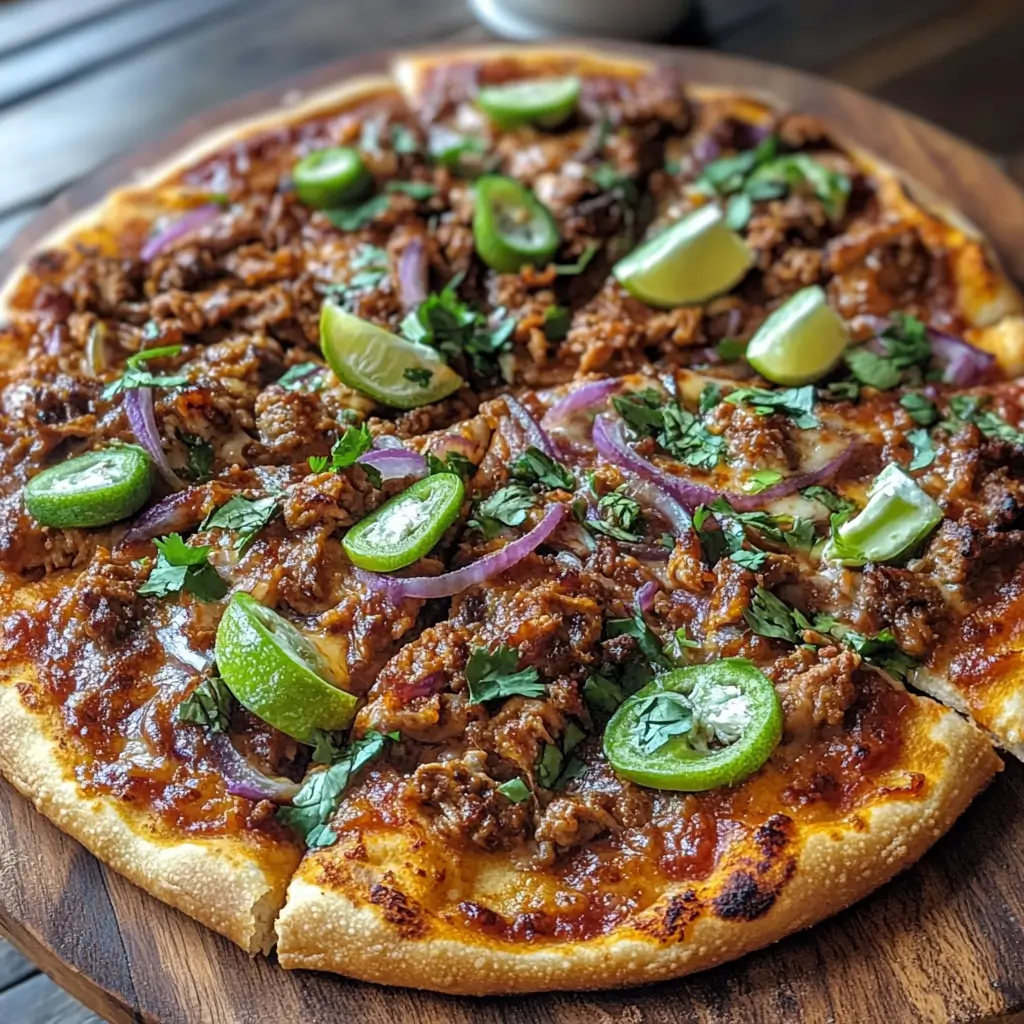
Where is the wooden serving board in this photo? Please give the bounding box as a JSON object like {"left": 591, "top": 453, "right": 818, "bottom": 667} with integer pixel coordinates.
{"left": 2, "top": 42, "right": 1024, "bottom": 1024}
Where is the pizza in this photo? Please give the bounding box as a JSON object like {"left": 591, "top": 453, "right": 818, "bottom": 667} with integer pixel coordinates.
{"left": 0, "top": 43, "right": 1020, "bottom": 994}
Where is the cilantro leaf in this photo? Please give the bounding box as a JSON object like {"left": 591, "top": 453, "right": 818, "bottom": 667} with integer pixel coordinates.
{"left": 465, "top": 645, "right": 544, "bottom": 704}
{"left": 699, "top": 382, "right": 724, "bottom": 414}
{"left": 385, "top": 179, "right": 437, "bottom": 200}
{"left": 631, "top": 691, "right": 695, "bottom": 755}
{"left": 743, "top": 469, "right": 783, "bottom": 494}
{"left": 403, "top": 367, "right": 434, "bottom": 387}
{"left": 176, "top": 430, "right": 214, "bottom": 483}
{"left": 139, "top": 534, "right": 227, "bottom": 601}
{"left": 427, "top": 126, "right": 488, "bottom": 169}
{"left": 542, "top": 304, "right": 571, "bottom": 342}
{"left": 820, "top": 621, "right": 920, "bottom": 683}
{"left": 607, "top": 609, "right": 671, "bottom": 670}
{"left": 468, "top": 483, "right": 536, "bottom": 539}
{"left": 725, "top": 385, "right": 818, "bottom": 428}
{"left": 906, "top": 428, "right": 936, "bottom": 471}
{"left": 844, "top": 314, "right": 932, "bottom": 391}
{"left": 401, "top": 278, "right": 515, "bottom": 377}
{"left": 535, "top": 743, "right": 564, "bottom": 788}
{"left": 715, "top": 338, "right": 747, "bottom": 362}
{"left": 801, "top": 485, "right": 855, "bottom": 517}
{"left": 583, "top": 673, "right": 626, "bottom": 716}
{"left": 497, "top": 778, "right": 531, "bottom": 803}
{"left": 390, "top": 124, "right": 419, "bottom": 155}
{"left": 427, "top": 450, "right": 475, "bottom": 480}
{"left": 277, "top": 730, "right": 393, "bottom": 848}
{"left": 942, "top": 394, "right": 1024, "bottom": 444}
{"left": 309, "top": 424, "right": 375, "bottom": 475}
{"left": 511, "top": 447, "right": 575, "bottom": 491}
{"left": 586, "top": 487, "right": 645, "bottom": 542}
{"left": 659, "top": 403, "right": 726, "bottom": 471}
{"left": 277, "top": 363, "right": 327, "bottom": 392}
{"left": 900, "top": 392, "right": 939, "bottom": 427}
{"left": 320, "top": 245, "right": 390, "bottom": 308}
{"left": 177, "top": 676, "right": 233, "bottom": 733}
{"left": 202, "top": 495, "right": 279, "bottom": 552}
{"left": 324, "top": 194, "right": 390, "bottom": 231}
{"left": 743, "top": 586, "right": 810, "bottom": 643}
{"left": 612, "top": 388, "right": 666, "bottom": 436}
{"left": 102, "top": 345, "right": 189, "bottom": 400}
{"left": 698, "top": 137, "right": 779, "bottom": 194}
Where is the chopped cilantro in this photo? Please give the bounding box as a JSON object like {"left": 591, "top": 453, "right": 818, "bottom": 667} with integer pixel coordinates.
{"left": 139, "top": 534, "right": 227, "bottom": 601}
{"left": 583, "top": 673, "right": 626, "bottom": 716}
{"left": 176, "top": 430, "right": 214, "bottom": 483}
{"left": 586, "top": 486, "right": 645, "bottom": 542}
{"left": 743, "top": 586, "right": 810, "bottom": 643}
{"left": 277, "top": 362, "right": 327, "bottom": 392}
{"left": 390, "top": 124, "right": 419, "bottom": 155}
{"left": 324, "top": 194, "right": 390, "bottom": 231}
{"left": 102, "top": 345, "right": 189, "bottom": 400}
{"left": 511, "top": 447, "right": 575, "bottom": 491}
{"left": 725, "top": 385, "right": 818, "bottom": 428}
{"left": 942, "top": 394, "right": 1024, "bottom": 444}
{"left": 427, "top": 450, "right": 474, "bottom": 480}
{"left": 468, "top": 483, "right": 536, "bottom": 539}
{"left": 906, "top": 428, "right": 936, "bottom": 471}
{"left": 699, "top": 382, "right": 725, "bottom": 414}
{"left": 631, "top": 691, "right": 695, "bottom": 755}
{"left": 801, "top": 485, "right": 855, "bottom": 518}
{"left": 743, "top": 469, "right": 783, "bottom": 494}
{"left": 715, "top": 337, "right": 747, "bottom": 362}
{"left": 900, "top": 392, "right": 939, "bottom": 427}
{"left": 613, "top": 389, "right": 724, "bottom": 471}
{"left": 843, "top": 313, "right": 931, "bottom": 391}
{"left": 497, "top": 778, "right": 531, "bottom": 803}
{"left": 465, "top": 645, "right": 544, "bottom": 704}
{"left": 403, "top": 367, "right": 434, "bottom": 387}
{"left": 401, "top": 277, "right": 515, "bottom": 377}
{"left": 277, "top": 730, "right": 394, "bottom": 848}
{"left": 177, "top": 676, "right": 232, "bottom": 733}
{"left": 307, "top": 424, "right": 375, "bottom": 477}
{"left": 542, "top": 304, "right": 571, "bottom": 342}
{"left": 385, "top": 179, "right": 436, "bottom": 200}
{"left": 202, "top": 495, "right": 279, "bottom": 552}
{"left": 607, "top": 609, "right": 671, "bottom": 671}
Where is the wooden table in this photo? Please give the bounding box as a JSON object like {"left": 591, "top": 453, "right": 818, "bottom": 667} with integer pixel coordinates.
{"left": 1, "top": 1, "right": 1024, "bottom": 1021}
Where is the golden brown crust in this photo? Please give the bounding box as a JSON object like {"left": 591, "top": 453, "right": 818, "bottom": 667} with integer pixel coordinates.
{"left": 276, "top": 698, "right": 999, "bottom": 993}
{"left": 0, "top": 670, "right": 301, "bottom": 954}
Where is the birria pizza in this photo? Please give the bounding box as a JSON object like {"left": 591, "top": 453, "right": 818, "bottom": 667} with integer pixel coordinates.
{"left": 0, "top": 44, "right": 1021, "bottom": 993}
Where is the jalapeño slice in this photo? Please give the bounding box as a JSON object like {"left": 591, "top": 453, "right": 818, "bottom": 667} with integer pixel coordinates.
{"left": 604, "top": 659, "right": 781, "bottom": 792}
{"left": 476, "top": 75, "right": 581, "bottom": 129}
{"left": 215, "top": 592, "right": 358, "bottom": 743}
{"left": 343, "top": 473, "right": 464, "bottom": 572}
{"left": 293, "top": 147, "right": 373, "bottom": 209}
{"left": 472, "top": 175, "right": 560, "bottom": 273}
{"left": 320, "top": 303, "right": 464, "bottom": 409}
{"left": 24, "top": 446, "right": 153, "bottom": 529}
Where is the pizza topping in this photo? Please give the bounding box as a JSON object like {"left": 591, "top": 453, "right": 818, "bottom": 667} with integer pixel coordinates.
{"left": 292, "top": 146, "right": 373, "bottom": 209}
{"left": 342, "top": 472, "right": 464, "bottom": 572}
{"left": 319, "top": 302, "right": 464, "bottom": 409}
{"left": 355, "top": 500, "right": 567, "bottom": 600}
{"left": 138, "top": 534, "right": 227, "bottom": 601}
{"left": 472, "top": 174, "right": 561, "bottom": 273}
{"left": 603, "top": 659, "right": 782, "bottom": 791}
{"left": 465, "top": 644, "right": 544, "bottom": 705}
{"left": 612, "top": 204, "right": 753, "bottom": 308}
{"left": 140, "top": 202, "right": 220, "bottom": 262}
{"left": 824, "top": 464, "right": 942, "bottom": 566}
{"left": 476, "top": 75, "right": 581, "bottom": 129}
{"left": 215, "top": 592, "right": 359, "bottom": 743}
{"left": 101, "top": 344, "right": 189, "bottom": 401}
{"left": 24, "top": 447, "right": 153, "bottom": 529}
{"left": 744, "top": 286, "right": 850, "bottom": 385}
{"left": 206, "top": 732, "right": 301, "bottom": 804}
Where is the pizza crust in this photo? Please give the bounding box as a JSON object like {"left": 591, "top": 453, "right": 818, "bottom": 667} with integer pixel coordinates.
{"left": 276, "top": 699, "right": 999, "bottom": 993}
{"left": 0, "top": 672, "right": 300, "bottom": 954}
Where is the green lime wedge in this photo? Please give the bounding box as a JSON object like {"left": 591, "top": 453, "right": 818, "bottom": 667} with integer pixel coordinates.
{"left": 215, "top": 593, "right": 358, "bottom": 743}
{"left": 745, "top": 286, "right": 850, "bottom": 385}
{"left": 612, "top": 204, "right": 753, "bottom": 308}
{"left": 477, "top": 76, "right": 581, "bottom": 128}
{"left": 320, "top": 303, "right": 463, "bottom": 410}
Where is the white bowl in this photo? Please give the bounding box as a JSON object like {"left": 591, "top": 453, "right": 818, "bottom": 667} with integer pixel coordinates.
{"left": 469, "top": 0, "right": 694, "bottom": 40}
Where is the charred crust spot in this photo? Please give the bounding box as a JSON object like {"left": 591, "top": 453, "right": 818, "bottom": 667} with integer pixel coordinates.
{"left": 369, "top": 883, "right": 427, "bottom": 939}
{"left": 754, "top": 814, "right": 793, "bottom": 859}
{"left": 712, "top": 869, "right": 783, "bottom": 922}
{"left": 640, "top": 890, "right": 701, "bottom": 942}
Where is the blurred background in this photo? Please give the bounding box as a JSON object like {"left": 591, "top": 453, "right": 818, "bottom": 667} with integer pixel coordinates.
{"left": 0, "top": 0, "right": 1022, "bottom": 1020}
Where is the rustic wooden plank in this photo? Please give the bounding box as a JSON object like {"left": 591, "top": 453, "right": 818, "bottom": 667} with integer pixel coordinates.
{"left": 0, "top": 973, "right": 105, "bottom": 1024}
{"left": 0, "top": 0, "right": 139, "bottom": 58}
{"left": 0, "top": 0, "right": 248, "bottom": 112}
{"left": 0, "top": 0, "right": 468, "bottom": 216}
{"left": 873, "top": 3, "right": 1024, "bottom": 155}
{"left": 0, "top": 937, "right": 36, "bottom": 990}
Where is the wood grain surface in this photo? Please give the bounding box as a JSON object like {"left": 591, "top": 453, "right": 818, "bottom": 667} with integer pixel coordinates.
{"left": 2, "top": 38, "right": 1024, "bottom": 1024}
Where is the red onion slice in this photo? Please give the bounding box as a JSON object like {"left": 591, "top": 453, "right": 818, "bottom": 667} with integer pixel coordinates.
{"left": 124, "top": 388, "right": 185, "bottom": 491}
{"left": 504, "top": 394, "right": 557, "bottom": 458}
{"left": 541, "top": 378, "right": 622, "bottom": 429}
{"left": 397, "top": 236, "right": 429, "bottom": 310}
{"left": 207, "top": 734, "right": 300, "bottom": 804}
{"left": 629, "top": 478, "right": 693, "bottom": 536}
{"left": 140, "top": 204, "right": 220, "bottom": 262}
{"left": 636, "top": 580, "right": 659, "bottom": 613}
{"left": 357, "top": 447, "right": 428, "bottom": 481}
{"left": 593, "top": 415, "right": 853, "bottom": 512}
{"left": 356, "top": 501, "right": 567, "bottom": 601}
{"left": 122, "top": 488, "right": 206, "bottom": 545}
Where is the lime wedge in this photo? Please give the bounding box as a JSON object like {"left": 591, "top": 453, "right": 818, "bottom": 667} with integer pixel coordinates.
{"left": 477, "top": 76, "right": 580, "bottom": 129}
{"left": 320, "top": 303, "right": 463, "bottom": 409}
{"left": 746, "top": 286, "right": 850, "bottom": 385}
{"left": 216, "top": 593, "right": 357, "bottom": 743}
{"left": 613, "top": 204, "right": 753, "bottom": 308}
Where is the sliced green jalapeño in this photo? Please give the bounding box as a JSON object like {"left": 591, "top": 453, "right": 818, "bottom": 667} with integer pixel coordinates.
{"left": 476, "top": 75, "right": 581, "bottom": 129}
{"left": 473, "top": 175, "right": 560, "bottom": 273}
{"left": 293, "top": 147, "right": 372, "bottom": 209}
{"left": 343, "top": 473, "right": 465, "bottom": 571}
{"left": 24, "top": 446, "right": 153, "bottom": 529}
{"left": 604, "top": 659, "right": 782, "bottom": 792}
{"left": 823, "top": 464, "right": 941, "bottom": 567}
{"left": 216, "top": 593, "right": 358, "bottom": 743}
